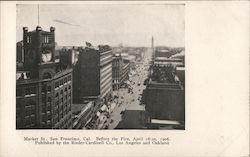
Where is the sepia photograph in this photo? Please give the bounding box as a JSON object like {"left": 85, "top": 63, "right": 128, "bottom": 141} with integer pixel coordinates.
{"left": 16, "top": 4, "right": 185, "bottom": 130}
{"left": 1, "top": 1, "right": 249, "bottom": 157}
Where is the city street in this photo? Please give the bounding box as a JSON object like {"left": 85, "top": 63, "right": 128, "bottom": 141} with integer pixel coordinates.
{"left": 104, "top": 48, "right": 152, "bottom": 129}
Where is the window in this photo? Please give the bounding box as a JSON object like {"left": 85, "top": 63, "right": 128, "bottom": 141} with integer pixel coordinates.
{"left": 25, "top": 107, "right": 31, "bottom": 116}
{"left": 27, "top": 36, "right": 31, "bottom": 43}
{"left": 43, "top": 35, "right": 49, "bottom": 44}
{"left": 42, "top": 95, "right": 46, "bottom": 103}
{"left": 48, "top": 97, "right": 51, "bottom": 103}
{"left": 47, "top": 86, "right": 51, "bottom": 92}
{"left": 60, "top": 80, "right": 63, "bottom": 86}
{"left": 25, "top": 117, "right": 31, "bottom": 126}
{"left": 64, "top": 88, "right": 67, "bottom": 92}
{"left": 43, "top": 73, "right": 52, "bottom": 79}
{"left": 25, "top": 88, "right": 30, "bottom": 95}
{"left": 42, "top": 105, "right": 46, "bottom": 113}
{"left": 42, "top": 85, "right": 46, "bottom": 93}
{"left": 30, "top": 87, "right": 36, "bottom": 95}
{"left": 55, "top": 82, "right": 59, "bottom": 89}
{"left": 60, "top": 90, "right": 63, "bottom": 95}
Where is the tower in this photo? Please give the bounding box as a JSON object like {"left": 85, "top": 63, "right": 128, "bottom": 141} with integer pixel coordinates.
{"left": 151, "top": 36, "right": 154, "bottom": 49}
{"left": 23, "top": 26, "right": 56, "bottom": 78}
{"left": 17, "top": 26, "right": 73, "bottom": 129}
{"left": 151, "top": 36, "right": 155, "bottom": 60}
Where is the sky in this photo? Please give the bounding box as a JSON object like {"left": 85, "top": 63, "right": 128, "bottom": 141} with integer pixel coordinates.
{"left": 16, "top": 4, "right": 185, "bottom": 47}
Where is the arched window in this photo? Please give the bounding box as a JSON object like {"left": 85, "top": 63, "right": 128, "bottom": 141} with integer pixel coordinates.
{"left": 43, "top": 72, "right": 52, "bottom": 79}
{"left": 48, "top": 97, "right": 51, "bottom": 103}
{"left": 47, "top": 86, "right": 51, "bottom": 92}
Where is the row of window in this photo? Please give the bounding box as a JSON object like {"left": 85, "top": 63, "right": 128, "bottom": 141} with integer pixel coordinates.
{"left": 55, "top": 87, "right": 71, "bottom": 98}
{"left": 42, "top": 35, "right": 52, "bottom": 44}
{"left": 42, "top": 84, "right": 51, "bottom": 93}
{"left": 17, "top": 86, "right": 37, "bottom": 97}
{"left": 24, "top": 114, "right": 36, "bottom": 127}
{"left": 53, "top": 105, "right": 71, "bottom": 125}
{"left": 55, "top": 75, "right": 72, "bottom": 89}
{"left": 26, "top": 35, "right": 52, "bottom": 44}
{"left": 59, "top": 114, "right": 72, "bottom": 129}
{"left": 26, "top": 36, "right": 32, "bottom": 43}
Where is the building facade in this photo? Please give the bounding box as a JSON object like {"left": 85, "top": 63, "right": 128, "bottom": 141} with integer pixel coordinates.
{"left": 73, "top": 44, "right": 112, "bottom": 104}
{"left": 121, "top": 59, "right": 130, "bottom": 84}
{"left": 112, "top": 54, "right": 130, "bottom": 90}
{"left": 59, "top": 47, "right": 80, "bottom": 68}
{"left": 112, "top": 54, "right": 122, "bottom": 90}
{"left": 16, "top": 26, "right": 73, "bottom": 129}
{"left": 144, "top": 57, "right": 185, "bottom": 129}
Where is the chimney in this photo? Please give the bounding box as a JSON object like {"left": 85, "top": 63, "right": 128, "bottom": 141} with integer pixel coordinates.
{"left": 36, "top": 26, "right": 42, "bottom": 31}
{"left": 50, "top": 26, "right": 55, "bottom": 32}
{"left": 23, "top": 27, "right": 28, "bottom": 33}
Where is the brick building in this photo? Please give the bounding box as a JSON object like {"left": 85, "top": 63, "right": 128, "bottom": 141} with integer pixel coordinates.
{"left": 16, "top": 26, "right": 73, "bottom": 129}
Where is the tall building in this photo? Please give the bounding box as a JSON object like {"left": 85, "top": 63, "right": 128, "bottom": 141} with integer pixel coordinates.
{"left": 59, "top": 47, "right": 80, "bottom": 68}
{"left": 112, "top": 54, "right": 123, "bottom": 90}
{"left": 121, "top": 59, "right": 130, "bottom": 84}
{"left": 112, "top": 54, "right": 130, "bottom": 90}
{"left": 73, "top": 44, "right": 113, "bottom": 104}
{"left": 16, "top": 26, "right": 73, "bottom": 129}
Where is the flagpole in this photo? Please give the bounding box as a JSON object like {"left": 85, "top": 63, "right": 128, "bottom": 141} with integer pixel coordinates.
{"left": 38, "top": 4, "right": 40, "bottom": 26}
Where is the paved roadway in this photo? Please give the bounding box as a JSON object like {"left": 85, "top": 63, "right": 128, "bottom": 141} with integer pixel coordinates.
{"left": 104, "top": 48, "right": 152, "bottom": 129}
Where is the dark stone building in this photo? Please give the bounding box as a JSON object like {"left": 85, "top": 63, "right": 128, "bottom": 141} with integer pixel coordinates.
{"left": 59, "top": 47, "right": 80, "bottom": 68}
{"left": 73, "top": 44, "right": 112, "bottom": 104}
{"left": 144, "top": 60, "right": 185, "bottom": 129}
{"left": 16, "top": 26, "right": 73, "bottom": 129}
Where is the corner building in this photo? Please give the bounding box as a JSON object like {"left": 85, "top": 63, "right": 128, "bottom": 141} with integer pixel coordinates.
{"left": 112, "top": 54, "right": 130, "bottom": 90}
{"left": 16, "top": 26, "right": 72, "bottom": 129}
{"left": 73, "top": 45, "right": 112, "bottom": 104}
